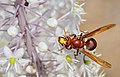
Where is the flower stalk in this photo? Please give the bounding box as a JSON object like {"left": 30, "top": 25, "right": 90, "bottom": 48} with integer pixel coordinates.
{"left": 14, "top": 0, "right": 47, "bottom": 77}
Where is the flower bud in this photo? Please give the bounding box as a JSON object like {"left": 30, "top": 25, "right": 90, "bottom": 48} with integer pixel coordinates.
{"left": 25, "top": 65, "right": 36, "bottom": 74}
{"left": 47, "top": 18, "right": 58, "bottom": 28}
{"left": 7, "top": 26, "right": 18, "bottom": 37}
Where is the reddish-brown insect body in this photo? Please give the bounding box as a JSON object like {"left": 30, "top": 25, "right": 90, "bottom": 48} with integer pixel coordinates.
{"left": 66, "top": 36, "right": 71, "bottom": 46}
{"left": 85, "top": 38, "right": 97, "bottom": 50}
{"left": 65, "top": 36, "right": 72, "bottom": 49}
{"left": 71, "top": 37, "right": 84, "bottom": 49}
{"left": 58, "top": 34, "right": 97, "bottom": 50}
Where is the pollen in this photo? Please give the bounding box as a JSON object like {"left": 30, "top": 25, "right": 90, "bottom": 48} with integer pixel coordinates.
{"left": 84, "top": 60, "right": 91, "bottom": 65}
{"left": 10, "top": 57, "right": 16, "bottom": 65}
{"left": 66, "top": 55, "right": 72, "bottom": 63}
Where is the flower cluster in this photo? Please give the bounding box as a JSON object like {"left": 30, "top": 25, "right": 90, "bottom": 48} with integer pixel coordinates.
{"left": 0, "top": 0, "right": 106, "bottom": 77}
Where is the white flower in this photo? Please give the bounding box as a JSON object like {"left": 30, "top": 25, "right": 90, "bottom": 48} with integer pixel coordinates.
{"left": 72, "top": 3, "right": 86, "bottom": 16}
{"left": 47, "top": 18, "right": 58, "bottom": 28}
{"left": 55, "top": 53, "right": 69, "bottom": 71}
{"left": 38, "top": 42, "right": 48, "bottom": 52}
{"left": 47, "top": 26, "right": 64, "bottom": 50}
{"left": 0, "top": 46, "right": 30, "bottom": 75}
{"left": 55, "top": 53, "right": 79, "bottom": 72}
{"left": 71, "top": 3, "right": 86, "bottom": 23}
{"left": 7, "top": 26, "right": 18, "bottom": 37}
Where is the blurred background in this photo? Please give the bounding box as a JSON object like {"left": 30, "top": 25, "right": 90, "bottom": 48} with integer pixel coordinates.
{"left": 80, "top": 0, "right": 120, "bottom": 77}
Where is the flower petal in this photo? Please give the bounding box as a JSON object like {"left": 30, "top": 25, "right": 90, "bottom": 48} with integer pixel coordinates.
{"left": 56, "top": 62, "right": 64, "bottom": 71}
{"left": 14, "top": 61, "right": 23, "bottom": 74}
{"left": 3, "top": 71, "right": 15, "bottom": 77}
{"left": 18, "top": 59, "right": 31, "bottom": 66}
{"left": 38, "top": 42, "right": 48, "bottom": 52}
{"left": 0, "top": 58, "right": 8, "bottom": 65}
{"left": 5, "top": 63, "right": 11, "bottom": 72}
{"left": 55, "top": 27, "right": 63, "bottom": 36}
{"left": 14, "top": 48, "right": 24, "bottom": 58}
{"left": 56, "top": 55, "right": 64, "bottom": 63}
{"left": 3, "top": 46, "right": 12, "bottom": 58}
{"left": 68, "top": 69, "right": 74, "bottom": 77}
{"left": 79, "top": 64, "right": 85, "bottom": 76}
{"left": 0, "top": 60, "right": 9, "bottom": 72}
{"left": 66, "top": 62, "right": 74, "bottom": 71}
